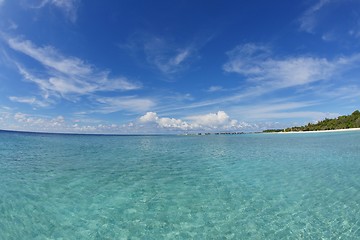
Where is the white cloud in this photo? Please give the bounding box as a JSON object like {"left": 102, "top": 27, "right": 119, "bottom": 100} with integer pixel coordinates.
{"left": 0, "top": 111, "right": 148, "bottom": 134}
{"left": 348, "top": 15, "right": 360, "bottom": 40}
{"left": 13, "top": 112, "right": 28, "bottom": 122}
{"left": 33, "top": 0, "right": 80, "bottom": 22}
{"left": 145, "top": 40, "right": 192, "bottom": 75}
{"left": 95, "top": 96, "right": 156, "bottom": 113}
{"left": 254, "top": 111, "right": 339, "bottom": 121}
{"left": 349, "top": 29, "right": 360, "bottom": 39}
{"left": 139, "top": 111, "right": 250, "bottom": 131}
{"left": 186, "top": 111, "right": 249, "bottom": 130}
{"left": 14, "top": 112, "right": 65, "bottom": 128}
{"left": 224, "top": 43, "right": 271, "bottom": 75}
{"left": 123, "top": 35, "right": 195, "bottom": 75}
{"left": 187, "top": 111, "right": 230, "bottom": 127}
{"left": 157, "top": 117, "right": 190, "bottom": 129}
{"left": 0, "top": 109, "right": 259, "bottom": 133}
{"left": 315, "top": 85, "right": 360, "bottom": 100}
{"left": 299, "top": 0, "right": 331, "bottom": 33}
{"left": 206, "top": 86, "right": 223, "bottom": 92}
{"left": 164, "top": 92, "right": 194, "bottom": 102}
{"left": 299, "top": 0, "right": 360, "bottom": 42}
{"left": 321, "top": 31, "right": 336, "bottom": 41}
{"left": 1, "top": 108, "right": 341, "bottom": 134}
{"left": 0, "top": 0, "right": 5, "bottom": 7}
{"left": 223, "top": 43, "right": 360, "bottom": 90}
{"left": 6, "top": 112, "right": 122, "bottom": 133}
{"left": 226, "top": 100, "right": 339, "bottom": 121}
{"left": 139, "top": 112, "right": 190, "bottom": 130}
{"left": 8, "top": 20, "right": 18, "bottom": 30}
{"left": 5, "top": 37, "right": 141, "bottom": 106}
{"left": 139, "top": 112, "right": 158, "bottom": 122}
{"left": 8, "top": 38, "right": 90, "bottom": 75}
{"left": 263, "top": 58, "right": 333, "bottom": 88}
{"left": 171, "top": 49, "right": 190, "bottom": 66}
{"left": 9, "top": 96, "right": 50, "bottom": 108}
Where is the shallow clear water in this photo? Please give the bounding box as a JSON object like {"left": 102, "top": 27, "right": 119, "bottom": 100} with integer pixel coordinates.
{"left": 1, "top": 131, "right": 360, "bottom": 239}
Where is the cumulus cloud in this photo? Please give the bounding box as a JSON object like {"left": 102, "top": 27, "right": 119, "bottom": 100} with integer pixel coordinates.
{"left": 5, "top": 37, "right": 141, "bottom": 107}
{"left": 139, "top": 112, "right": 158, "bottom": 122}
{"left": 13, "top": 112, "right": 65, "bottom": 129}
{"left": 139, "top": 112, "right": 190, "bottom": 130}
{"left": 186, "top": 111, "right": 235, "bottom": 128}
{"left": 223, "top": 43, "right": 360, "bottom": 90}
{"left": 1, "top": 110, "right": 155, "bottom": 134}
{"left": 4, "top": 112, "right": 125, "bottom": 133}
{"left": 139, "top": 111, "right": 250, "bottom": 131}
{"left": 1, "top": 108, "right": 339, "bottom": 134}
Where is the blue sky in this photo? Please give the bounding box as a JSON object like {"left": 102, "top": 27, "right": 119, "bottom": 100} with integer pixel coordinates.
{"left": 1, "top": 0, "right": 360, "bottom": 133}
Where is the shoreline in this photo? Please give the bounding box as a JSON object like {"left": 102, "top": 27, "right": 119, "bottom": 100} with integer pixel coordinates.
{"left": 272, "top": 128, "right": 360, "bottom": 134}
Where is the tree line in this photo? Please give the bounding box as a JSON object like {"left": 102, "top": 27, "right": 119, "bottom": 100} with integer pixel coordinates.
{"left": 264, "top": 110, "right": 360, "bottom": 132}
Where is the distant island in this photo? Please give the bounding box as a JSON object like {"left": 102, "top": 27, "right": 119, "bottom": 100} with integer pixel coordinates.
{"left": 264, "top": 110, "right": 360, "bottom": 133}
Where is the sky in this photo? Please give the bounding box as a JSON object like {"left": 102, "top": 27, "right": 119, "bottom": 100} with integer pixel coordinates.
{"left": 0, "top": 0, "right": 360, "bottom": 133}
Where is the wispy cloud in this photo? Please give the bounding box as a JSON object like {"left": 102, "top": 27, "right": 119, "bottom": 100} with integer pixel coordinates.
{"left": 298, "top": 0, "right": 360, "bottom": 42}
{"left": 206, "top": 86, "right": 223, "bottom": 92}
{"left": 164, "top": 92, "right": 194, "bottom": 102}
{"left": 144, "top": 37, "right": 193, "bottom": 75}
{"left": 258, "top": 111, "right": 339, "bottom": 120}
{"left": 9, "top": 96, "right": 51, "bottom": 108}
{"left": 8, "top": 38, "right": 91, "bottom": 75}
{"left": 5, "top": 36, "right": 141, "bottom": 104}
{"left": 226, "top": 99, "right": 339, "bottom": 121}
{"left": 156, "top": 43, "right": 360, "bottom": 115}
{"left": 122, "top": 34, "right": 197, "bottom": 76}
{"left": 223, "top": 43, "right": 360, "bottom": 90}
{"left": 348, "top": 16, "right": 360, "bottom": 39}
{"left": 95, "top": 96, "right": 156, "bottom": 114}
{"left": 349, "top": 29, "right": 360, "bottom": 39}
{"left": 299, "top": 0, "right": 331, "bottom": 33}
{"left": 0, "top": 0, "right": 5, "bottom": 7}
{"left": 7, "top": 20, "right": 18, "bottom": 30}
{"left": 315, "top": 84, "right": 360, "bottom": 101}
{"left": 32, "top": 0, "right": 80, "bottom": 22}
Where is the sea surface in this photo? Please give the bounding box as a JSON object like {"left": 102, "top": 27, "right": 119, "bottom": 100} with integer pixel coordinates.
{"left": 1, "top": 130, "right": 360, "bottom": 239}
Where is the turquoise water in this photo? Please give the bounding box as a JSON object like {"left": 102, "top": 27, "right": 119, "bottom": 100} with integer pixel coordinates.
{"left": 1, "top": 131, "right": 360, "bottom": 239}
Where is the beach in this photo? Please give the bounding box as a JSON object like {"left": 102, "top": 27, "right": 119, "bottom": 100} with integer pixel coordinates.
{"left": 271, "top": 128, "right": 360, "bottom": 134}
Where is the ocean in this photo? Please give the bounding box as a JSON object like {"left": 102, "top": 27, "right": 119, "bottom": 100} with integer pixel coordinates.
{"left": 1, "top": 130, "right": 360, "bottom": 239}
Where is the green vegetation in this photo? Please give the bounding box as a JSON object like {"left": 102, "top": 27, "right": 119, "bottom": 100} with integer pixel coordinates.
{"left": 264, "top": 110, "right": 360, "bottom": 132}
{"left": 263, "top": 129, "right": 284, "bottom": 133}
